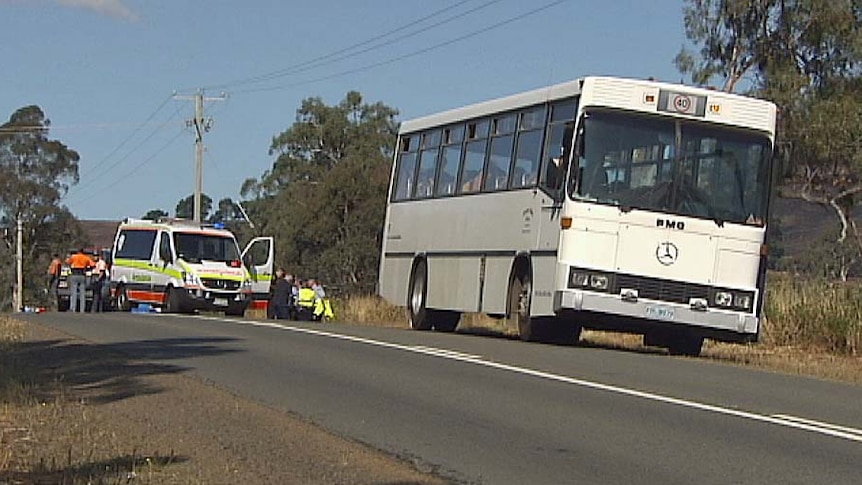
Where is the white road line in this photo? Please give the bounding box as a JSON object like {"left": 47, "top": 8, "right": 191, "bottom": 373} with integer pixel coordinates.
{"left": 191, "top": 315, "right": 862, "bottom": 445}
{"left": 771, "top": 415, "right": 862, "bottom": 439}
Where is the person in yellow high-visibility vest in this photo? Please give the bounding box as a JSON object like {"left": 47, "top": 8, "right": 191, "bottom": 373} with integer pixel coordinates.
{"left": 309, "top": 279, "right": 335, "bottom": 321}
{"left": 296, "top": 279, "right": 317, "bottom": 321}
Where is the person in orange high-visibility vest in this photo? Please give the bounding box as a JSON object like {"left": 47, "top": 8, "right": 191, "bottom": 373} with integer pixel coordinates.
{"left": 66, "top": 249, "right": 94, "bottom": 313}
{"left": 47, "top": 254, "right": 62, "bottom": 310}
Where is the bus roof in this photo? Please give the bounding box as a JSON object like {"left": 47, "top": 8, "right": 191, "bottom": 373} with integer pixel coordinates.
{"left": 400, "top": 76, "right": 777, "bottom": 136}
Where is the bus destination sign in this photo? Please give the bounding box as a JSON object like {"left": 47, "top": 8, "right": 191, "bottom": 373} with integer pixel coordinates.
{"left": 657, "top": 90, "right": 707, "bottom": 117}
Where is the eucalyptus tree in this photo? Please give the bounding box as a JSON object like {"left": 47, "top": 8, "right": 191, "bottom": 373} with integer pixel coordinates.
{"left": 242, "top": 91, "right": 398, "bottom": 293}
{"left": 678, "top": 0, "right": 862, "bottom": 274}
{"left": 0, "top": 105, "right": 84, "bottom": 307}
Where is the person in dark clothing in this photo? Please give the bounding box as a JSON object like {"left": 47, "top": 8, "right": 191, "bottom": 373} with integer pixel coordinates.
{"left": 271, "top": 268, "right": 293, "bottom": 320}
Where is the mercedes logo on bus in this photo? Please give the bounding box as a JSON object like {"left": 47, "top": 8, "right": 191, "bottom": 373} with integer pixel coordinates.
{"left": 656, "top": 241, "right": 679, "bottom": 266}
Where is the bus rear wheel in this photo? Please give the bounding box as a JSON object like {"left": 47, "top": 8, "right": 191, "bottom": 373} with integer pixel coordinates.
{"left": 408, "top": 260, "right": 432, "bottom": 330}
{"left": 433, "top": 311, "right": 461, "bottom": 332}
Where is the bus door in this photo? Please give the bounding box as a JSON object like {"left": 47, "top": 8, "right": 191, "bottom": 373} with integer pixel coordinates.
{"left": 536, "top": 121, "right": 575, "bottom": 251}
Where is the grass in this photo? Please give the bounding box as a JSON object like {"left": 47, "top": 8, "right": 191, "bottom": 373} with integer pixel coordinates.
{"left": 763, "top": 274, "right": 861, "bottom": 355}
{"left": 0, "top": 315, "right": 184, "bottom": 484}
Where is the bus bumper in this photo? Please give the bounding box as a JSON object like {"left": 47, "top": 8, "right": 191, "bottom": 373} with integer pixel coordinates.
{"left": 554, "top": 289, "right": 759, "bottom": 340}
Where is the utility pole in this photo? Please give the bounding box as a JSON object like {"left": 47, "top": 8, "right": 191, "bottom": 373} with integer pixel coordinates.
{"left": 15, "top": 214, "right": 22, "bottom": 312}
{"left": 174, "top": 90, "right": 227, "bottom": 223}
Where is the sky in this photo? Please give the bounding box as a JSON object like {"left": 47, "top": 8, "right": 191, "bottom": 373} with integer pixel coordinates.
{"left": 1, "top": 0, "right": 691, "bottom": 221}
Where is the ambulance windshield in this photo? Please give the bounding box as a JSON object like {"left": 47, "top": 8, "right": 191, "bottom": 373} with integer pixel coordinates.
{"left": 173, "top": 232, "right": 241, "bottom": 263}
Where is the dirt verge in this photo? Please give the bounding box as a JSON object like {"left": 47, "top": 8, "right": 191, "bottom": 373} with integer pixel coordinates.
{"left": 0, "top": 318, "right": 447, "bottom": 484}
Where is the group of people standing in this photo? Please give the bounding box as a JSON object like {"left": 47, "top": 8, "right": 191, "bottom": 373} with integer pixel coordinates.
{"left": 267, "top": 268, "right": 334, "bottom": 321}
{"left": 46, "top": 248, "right": 109, "bottom": 313}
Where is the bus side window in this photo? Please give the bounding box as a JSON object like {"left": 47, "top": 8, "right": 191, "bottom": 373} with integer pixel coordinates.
{"left": 460, "top": 140, "right": 487, "bottom": 194}
{"left": 394, "top": 151, "right": 418, "bottom": 200}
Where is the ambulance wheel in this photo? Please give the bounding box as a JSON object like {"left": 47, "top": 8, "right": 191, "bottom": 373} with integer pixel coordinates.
{"left": 163, "top": 287, "right": 182, "bottom": 314}
{"left": 225, "top": 304, "right": 245, "bottom": 317}
{"left": 407, "top": 259, "right": 432, "bottom": 331}
{"left": 116, "top": 286, "right": 132, "bottom": 312}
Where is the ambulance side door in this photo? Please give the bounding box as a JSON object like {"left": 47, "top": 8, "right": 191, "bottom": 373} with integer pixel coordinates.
{"left": 242, "top": 236, "right": 274, "bottom": 299}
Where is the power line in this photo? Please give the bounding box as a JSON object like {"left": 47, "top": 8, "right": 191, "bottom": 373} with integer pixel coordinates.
{"left": 207, "top": 0, "right": 504, "bottom": 91}
{"left": 63, "top": 104, "right": 185, "bottom": 202}
{"left": 67, "top": 130, "right": 186, "bottom": 207}
{"left": 236, "top": 0, "right": 571, "bottom": 95}
{"left": 79, "top": 95, "right": 174, "bottom": 177}
{"left": 0, "top": 119, "right": 176, "bottom": 134}
{"left": 203, "top": 0, "right": 479, "bottom": 91}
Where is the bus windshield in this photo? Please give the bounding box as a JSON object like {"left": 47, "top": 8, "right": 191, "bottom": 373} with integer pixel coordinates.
{"left": 571, "top": 109, "right": 772, "bottom": 226}
{"left": 173, "top": 233, "right": 240, "bottom": 263}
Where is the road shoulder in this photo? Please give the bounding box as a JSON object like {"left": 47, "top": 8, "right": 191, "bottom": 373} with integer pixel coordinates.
{"left": 0, "top": 318, "right": 446, "bottom": 484}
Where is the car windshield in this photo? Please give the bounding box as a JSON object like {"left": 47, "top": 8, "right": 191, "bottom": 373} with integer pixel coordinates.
{"left": 173, "top": 233, "right": 240, "bottom": 263}
{"left": 569, "top": 109, "right": 772, "bottom": 225}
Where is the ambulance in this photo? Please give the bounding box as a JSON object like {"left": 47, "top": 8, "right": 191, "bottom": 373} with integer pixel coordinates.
{"left": 109, "top": 218, "right": 273, "bottom": 316}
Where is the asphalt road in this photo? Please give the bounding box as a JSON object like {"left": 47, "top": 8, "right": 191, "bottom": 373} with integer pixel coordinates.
{"left": 21, "top": 312, "right": 862, "bottom": 484}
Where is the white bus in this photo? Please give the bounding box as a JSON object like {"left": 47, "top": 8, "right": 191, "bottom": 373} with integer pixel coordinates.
{"left": 379, "top": 76, "right": 776, "bottom": 356}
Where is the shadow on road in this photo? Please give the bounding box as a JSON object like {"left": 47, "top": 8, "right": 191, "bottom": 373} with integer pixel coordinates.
{"left": 1, "top": 333, "right": 241, "bottom": 405}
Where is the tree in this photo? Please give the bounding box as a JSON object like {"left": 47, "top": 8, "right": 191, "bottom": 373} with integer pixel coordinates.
{"left": 143, "top": 208, "right": 168, "bottom": 220}
{"left": 175, "top": 193, "right": 212, "bottom": 221}
{"left": 242, "top": 91, "right": 398, "bottom": 294}
{"left": 0, "top": 105, "right": 83, "bottom": 309}
{"left": 675, "top": 0, "right": 777, "bottom": 92}
{"left": 678, "top": 0, "right": 862, "bottom": 272}
{"left": 210, "top": 197, "right": 239, "bottom": 223}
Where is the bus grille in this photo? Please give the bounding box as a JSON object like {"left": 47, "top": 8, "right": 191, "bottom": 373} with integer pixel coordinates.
{"left": 613, "top": 274, "right": 710, "bottom": 305}
{"left": 201, "top": 279, "right": 241, "bottom": 291}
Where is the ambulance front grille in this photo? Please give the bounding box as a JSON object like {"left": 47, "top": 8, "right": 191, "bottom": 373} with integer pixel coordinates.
{"left": 201, "top": 279, "right": 241, "bottom": 291}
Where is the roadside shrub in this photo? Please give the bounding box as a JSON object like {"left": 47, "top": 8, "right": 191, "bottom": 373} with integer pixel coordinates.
{"left": 765, "top": 274, "right": 861, "bottom": 355}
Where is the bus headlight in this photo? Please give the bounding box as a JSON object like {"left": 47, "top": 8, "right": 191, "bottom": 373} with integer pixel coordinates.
{"left": 570, "top": 270, "right": 590, "bottom": 288}
{"left": 590, "top": 274, "right": 609, "bottom": 290}
{"left": 568, "top": 268, "right": 611, "bottom": 292}
{"left": 714, "top": 291, "right": 733, "bottom": 307}
{"left": 711, "top": 289, "right": 754, "bottom": 312}
{"left": 733, "top": 293, "right": 752, "bottom": 310}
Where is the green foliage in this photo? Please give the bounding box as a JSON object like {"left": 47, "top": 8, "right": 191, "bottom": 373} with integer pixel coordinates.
{"left": 143, "top": 208, "right": 168, "bottom": 220}
{"left": 0, "top": 105, "right": 86, "bottom": 309}
{"left": 679, "top": 0, "right": 862, "bottom": 275}
{"left": 174, "top": 193, "right": 212, "bottom": 221}
{"left": 242, "top": 91, "right": 398, "bottom": 294}
{"left": 210, "top": 197, "right": 239, "bottom": 223}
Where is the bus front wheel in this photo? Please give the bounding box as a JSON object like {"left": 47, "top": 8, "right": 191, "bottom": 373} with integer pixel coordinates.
{"left": 508, "top": 270, "right": 538, "bottom": 341}
{"left": 408, "top": 260, "right": 432, "bottom": 330}
{"left": 668, "top": 333, "right": 704, "bottom": 357}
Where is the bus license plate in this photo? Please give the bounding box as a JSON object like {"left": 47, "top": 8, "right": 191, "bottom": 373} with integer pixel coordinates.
{"left": 213, "top": 297, "right": 228, "bottom": 307}
{"left": 646, "top": 305, "right": 675, "bottom": 321}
